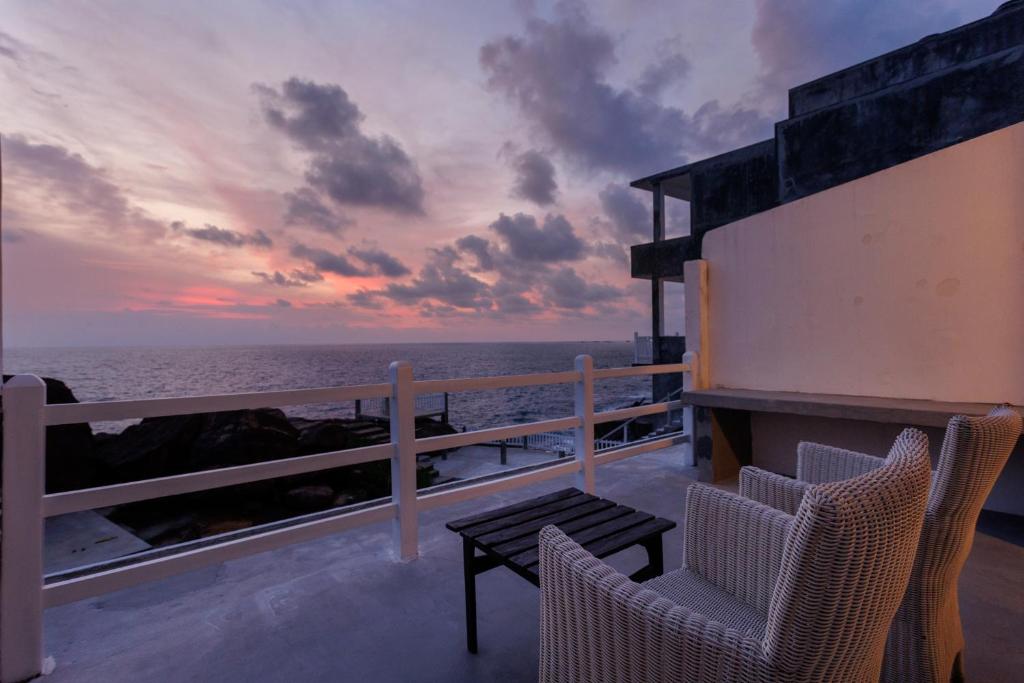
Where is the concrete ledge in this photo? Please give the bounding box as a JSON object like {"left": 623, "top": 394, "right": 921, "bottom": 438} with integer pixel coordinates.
{"left": 681, "top": 388, "right": 1020, "bottom": 429}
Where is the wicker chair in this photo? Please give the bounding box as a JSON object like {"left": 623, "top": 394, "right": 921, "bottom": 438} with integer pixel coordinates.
{"left": 740, "top": 406, "right": 1022, "bottom": 683}
{"left": 538, "top": 428, "right": 932, "bottom": 683}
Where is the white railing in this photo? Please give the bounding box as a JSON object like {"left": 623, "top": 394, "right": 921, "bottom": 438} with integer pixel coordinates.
{"left": 633, "top": 332, "right": 654, "bottom": 365}
{"left": 0, "top": 353, "right": 697, "bottom": 683}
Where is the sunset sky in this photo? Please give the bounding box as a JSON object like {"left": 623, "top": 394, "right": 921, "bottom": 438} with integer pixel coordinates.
{"left": 1, "top": 0, "right": 993, "bottom": 347}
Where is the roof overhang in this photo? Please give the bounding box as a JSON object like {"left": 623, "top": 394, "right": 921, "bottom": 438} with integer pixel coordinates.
{"left": 630, "top": 164, "right": 694, "bottom": 201}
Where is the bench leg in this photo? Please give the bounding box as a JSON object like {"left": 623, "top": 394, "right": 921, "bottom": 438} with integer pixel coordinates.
{"left": 629, "top": 536, "right": 666, "bottom": 583}
{"left": 646, "top": 535, "right": 665, "bottom": 576}
{"left": 463, "top": 537, "right": 478, "bottom": 653}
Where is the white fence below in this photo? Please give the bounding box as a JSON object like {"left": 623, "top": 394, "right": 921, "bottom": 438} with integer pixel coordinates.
{"left": 0, "top": 353, "right": 697, "bottom": 683}
{"left": 633, "top": 332, "right": 654, "bottom": 365}
{"left": 355, "top": 392, "right": 448, "bottom": 421}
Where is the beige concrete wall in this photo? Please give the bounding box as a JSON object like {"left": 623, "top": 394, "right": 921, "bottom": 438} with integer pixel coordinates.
{"left": 701, "top": 122, "right": 1024, "bottom": 404}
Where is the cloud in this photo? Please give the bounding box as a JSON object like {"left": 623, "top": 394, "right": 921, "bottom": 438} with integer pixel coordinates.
{"left": 1, "top": 134, "right": 164, "bottom": 238}
{"left": 489, "top": 212, "right": 585, "bottom": 263}
{"left": 480, "top": 2, "right": 771, "bottom": 174}
{"left": 275, "top": 298, "right": 292, "bottom": 308}
{"left": 507, "top": 148, "right": 557, "bottom": 205}
{"left": 454, "top": 234, "right": 495, "bottom": 271}
{"left": 541, "top": 266, "right": 624, "bottom": 309}
{"left": 282, "top": 187, "right": 350, "bottom": 235}
{"left": 752, "top": 0, "right": 965, "bottom": 110}
{"left": 0, "top": 32, "right": 24, "bottom": 62}
{"left": 1, "top": 228, "right": 29, "bottom": 243}
{"left": 255, "top": 78, "right": 362, "bottom": 148}
{"left": 599, "top": 184, "right": 648, "bottom": 239}
{"left": 291, "top": 242, "right": 410, "bottom": 278}
{"left": 346, "top": 289, "right": 382, "bottom": 308}
{"left": 291, "top": 243, "right": 365, "bottom": 276}
{"left": 347, "top": 245, "right": 411, "bottom": 277}
{"left": 172, "top": 221, "right": 272, "bottom": 248}
{"left": 252, "top": 269, "right": 324, "bottom": 287}
{"left": 382, "top": 247, "right": 492, "bottom": 310}
{"left": 635, "top": 49, "right": 691, "bottom": 99}
{"left": 256, "top": 77, "right": 425, "bottom": 214}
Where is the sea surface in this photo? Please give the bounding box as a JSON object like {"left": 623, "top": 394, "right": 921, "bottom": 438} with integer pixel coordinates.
{"left": 5, "top": 342, "right": 648, "bottom": 431}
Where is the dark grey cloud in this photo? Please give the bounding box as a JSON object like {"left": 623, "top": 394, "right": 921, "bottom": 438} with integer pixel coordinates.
{"left": 2, "top": 134, "right": 164, "bottom": 238}
{"left": 252, "top": 269, "right": 324, "bottom": 288}
{"left": 291, "top": 242, "right": 410, "bottom": 278}
{"left": 454, "top": 234, "right": 495, "bottom": 272}
{"left": 347, "top": 209, "right": 624, "bottom": 318}
{"left": 599, "top": 184, "right": 648, "bottom": 239}
{"left": 291, "top": 243, "right": 365, "bottom": 276}
{"left": 283, "top": 187, "right": 351, "bottom": 235}
{"left": 172, "top": 221, "right": 272, "bottom": 249}
{"left": 257, "top": 78, "right": 425, "bottom": 214}
{"left": 490, "top": 212, "right": 585, "bottom": 263}
{"left": 347, "top": 289, "right": 382, "bottom": 308}
{"left": 382, "top": 247, "right": 492, "bottom": 310}
{"left": 347, "top": 245, "right": 411, "bottom": 277}
{"left": 275, "top": 298, "right": 292, "bottom": 308}
{"left": 752, "top": 0, "right": 966, "bottom": 111}
{"left": 542, "top": 267, "right": 624, "bottom": 310}
{"left": 480, "top": 2, "right": 771, "bottom": 174}
{"left": 508, "top": 148, "right": 557, "bottom": 205}
{"left": 255, "top": 78, "right": 362, "bottom": 149}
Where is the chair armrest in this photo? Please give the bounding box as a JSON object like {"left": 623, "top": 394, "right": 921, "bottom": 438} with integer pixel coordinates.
{"left": 684, "top": 484, "right": 793, "bottom": 614}
{"left": 739, "top": 467, "right": 809, "bottom": 515}
{"left": 538, "top": 525, "right": 763, "bottom": 682}
{"left": 796, "top": 442, "right": 885, "bottom": 484}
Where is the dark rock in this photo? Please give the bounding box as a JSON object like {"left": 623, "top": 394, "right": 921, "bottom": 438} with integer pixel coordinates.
{"left": 1, "top": 375, "right": 98, "bottom": 493}
{"left": 93, "top": 408, "right": 299, "bottom": 483}
{"left": 185, "top": 409, "right": 298, "bottom": 470}
{"left": 93, "top": 414, "right": 204, "bottom": 483}
{"left": 283, "top": 485, "right": 336, "bottom": 512}
{"left": 293, "top": 418, "right": 356, "bottom": 455}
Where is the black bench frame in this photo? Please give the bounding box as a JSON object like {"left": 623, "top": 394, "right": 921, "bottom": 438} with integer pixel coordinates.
{"left": 447, "top": 487, "right": 675, "bottom": 653}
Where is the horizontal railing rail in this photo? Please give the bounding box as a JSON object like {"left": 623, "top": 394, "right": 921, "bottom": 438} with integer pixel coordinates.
{"left": 0, "top": 353, "right": 696, "bottom": 683}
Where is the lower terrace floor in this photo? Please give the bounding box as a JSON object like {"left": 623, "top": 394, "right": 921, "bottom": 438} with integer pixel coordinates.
{"left": 43, "top": 448, "right": 1024, "bottom": 682}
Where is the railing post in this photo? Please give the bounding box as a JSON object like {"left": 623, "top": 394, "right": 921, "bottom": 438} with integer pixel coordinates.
{"left": 389, "top": 361, "right": 418, "bottom": 561}
{"left": 681, "top": 352, "right": 700, "bottom": 467}
{"left": 1, "top": 375, "right": 47, "bottom": 683}
{"left": 573, "top": 355, "right": 595, "bottom": 493}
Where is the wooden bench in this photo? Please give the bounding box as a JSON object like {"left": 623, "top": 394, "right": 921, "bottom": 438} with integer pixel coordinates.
{"left": 446, "top": 487, "right": 676, "bottom": 653}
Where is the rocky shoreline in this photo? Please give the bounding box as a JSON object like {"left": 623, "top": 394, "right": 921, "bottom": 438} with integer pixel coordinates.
{"left": 3, "top": 377, "right": 455, "bottom": 546}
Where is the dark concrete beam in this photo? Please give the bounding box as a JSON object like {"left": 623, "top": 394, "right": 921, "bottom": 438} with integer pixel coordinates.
{"left": 630, "top": 237, "right": 698, "bottom": 281}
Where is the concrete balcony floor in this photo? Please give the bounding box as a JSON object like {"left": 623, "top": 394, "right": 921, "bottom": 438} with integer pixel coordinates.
{"left": 44, "top": 448, "right": 1024, "bottom": 682}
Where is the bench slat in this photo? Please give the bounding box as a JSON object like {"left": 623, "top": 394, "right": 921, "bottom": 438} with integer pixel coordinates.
{"left": 445, "top": 487, "right": 581, "bottom": 532}
{"left": 489, "top": 504, "right": 636, "bottom": 558}
{"left": 511, "top": 510, "right": 655, "bottom": 569}
{"left": 455, "top": 493, "right": 597, "bottom": 539}
{"left": 475, "top": 499, "right": 616, "bottom": 547}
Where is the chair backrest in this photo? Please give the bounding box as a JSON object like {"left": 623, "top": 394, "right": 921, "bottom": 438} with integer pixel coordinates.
{"left": 763, "top": 428, "right": 932, "bottom": 681}
{"left": 907, "top": 406, "right": 1022, "bottom": 611}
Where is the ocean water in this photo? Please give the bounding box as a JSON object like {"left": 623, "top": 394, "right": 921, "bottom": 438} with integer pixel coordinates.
{"left": 4, "top": 342, "right": 649, "bottom": 431}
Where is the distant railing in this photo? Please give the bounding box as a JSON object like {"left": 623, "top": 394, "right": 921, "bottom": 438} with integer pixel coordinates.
{"left": 355, "top": 391, "right": 449, "bottom": 423}
{"left": 633, "top": 332, "right": 654, "bottom": 365}
{"left": 0, "top": 353, "right": 698, "bottom": 683}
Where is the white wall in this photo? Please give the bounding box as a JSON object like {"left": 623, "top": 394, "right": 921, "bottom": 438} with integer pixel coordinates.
{"left": 701, "top": 122, "right": 1024, "bottom": 404}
